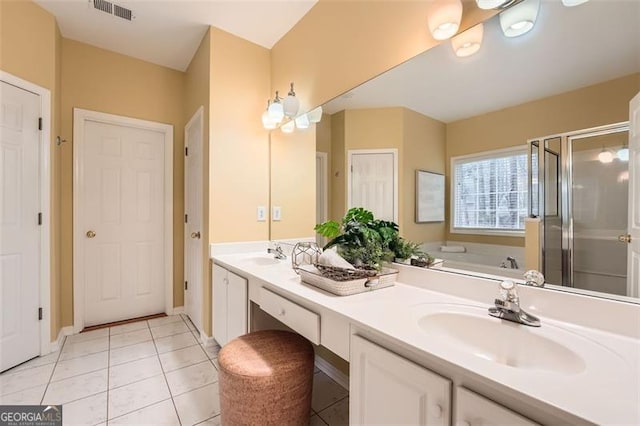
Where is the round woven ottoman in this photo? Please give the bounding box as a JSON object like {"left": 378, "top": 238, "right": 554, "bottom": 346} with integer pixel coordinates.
{"left": 218, "top": 330, "right": 315, "bottom": 426}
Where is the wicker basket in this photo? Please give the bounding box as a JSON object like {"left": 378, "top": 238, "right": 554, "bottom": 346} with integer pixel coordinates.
{"left": 298, "top": 264, "right": 397, "bottom": 296}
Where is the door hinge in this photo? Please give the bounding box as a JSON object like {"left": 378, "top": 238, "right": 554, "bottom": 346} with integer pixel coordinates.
{"left": 185, "top": 146, "right": 188, "bottom": 156}
{"left": 38, "top": 212, "right": 42, "bottom": 225}
{"left": 38, "top": 117, "right": 42, "bottom": 131}
{"left": 184, "top": 281, "right": 188, "bottom": 290}
{"left": 185, "top": 214, "right": 188, "bottom": 224}
{"left": 38, "top": 307, "right": 43, "bottom": 321}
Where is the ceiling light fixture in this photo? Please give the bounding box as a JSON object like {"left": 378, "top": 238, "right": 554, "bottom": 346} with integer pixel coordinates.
{"left": 499, "top": 0, "right": 540, "bottom": 38}
{"left": 451, "top": 23, "right": 484, "bottom": 57}
{"left": 561, "top": 0, "right": 589, "bottom": 6}
{"left": 428, "top": 0, "right": 463, "bottom": 40}
{"left": 282, "top": 82, "right": 300, "bottom": 118}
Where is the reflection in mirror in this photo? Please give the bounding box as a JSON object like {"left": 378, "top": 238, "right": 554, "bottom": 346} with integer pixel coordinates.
{"left": 270, "top": 1, "right": 640, "bottom": 301}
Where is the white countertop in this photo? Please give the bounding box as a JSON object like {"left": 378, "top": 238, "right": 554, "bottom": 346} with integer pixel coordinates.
{"left": 212, "top": 252, "right": 640, "bottom": 425}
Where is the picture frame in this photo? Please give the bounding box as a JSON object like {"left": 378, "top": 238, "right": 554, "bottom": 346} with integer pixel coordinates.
{"left": 416, "top": 170, "right": 445, "bottom": 223}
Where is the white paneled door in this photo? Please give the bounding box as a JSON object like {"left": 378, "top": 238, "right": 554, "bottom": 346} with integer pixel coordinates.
{"left": 349, "top": 150, "right": 397, "bottom": 222}
{"left": 184, "top": 108, "right": 203, "bottom": 332}
{"left": 0, "top": 81, "right": 41, "bottom": 371}
{"left": 79, "top": 118, "right": 166, "bottom": 326}
{"left": 628, "top": 91, "right": 640, "bottom": 297}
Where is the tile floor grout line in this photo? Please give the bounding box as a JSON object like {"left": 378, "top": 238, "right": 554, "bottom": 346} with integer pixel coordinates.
{"left": 148, "top": 317, "right": 183, "bottom": 426}
{"left": 315, "top": 394, "right": 349, "bottom": 424}
{"left": 39, "top": 335, "right": 68, "bottom": 405}
{"left": 103, "top": 396, "right": 174, "bottom": 424}
{"left": 105, "top": 324, "right": 113, "bottom": 424}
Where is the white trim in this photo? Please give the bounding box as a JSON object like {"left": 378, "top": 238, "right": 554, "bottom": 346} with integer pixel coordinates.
{"left": 450, "top": 146, "right": 528, "bottom": 237}
{"left": 171, "top": 306, "right": 185, "bottom": 315}
{"left": 314, "top": 354, "right": 349, "bottom": 390}
{"left": 316, "top": 151, "right": 328, "bottom": 223}
{"left": 347, "top": 149, "right": 399, "bottom": 223}
{"left": 73, "top": 108, "right": 174, "bottom": 333}
{"left": 199, "top": 330, "right": 217, "bottom": 347}
{"left": 50, "top": 326, "right": 73, "bottom": 353}
{"left": 0, "top": 71, "right": 52, "bottom": 355}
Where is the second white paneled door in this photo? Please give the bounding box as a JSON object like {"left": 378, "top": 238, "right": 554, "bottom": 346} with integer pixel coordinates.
{"left": 349, "top": 150, "right": 398, "bottom": 222}
{"left": 75, "top": 111, "right": 171, "bottom": 327}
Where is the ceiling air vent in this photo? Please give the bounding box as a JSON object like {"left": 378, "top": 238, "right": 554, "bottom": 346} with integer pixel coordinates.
{"left": 91, "top": 0, "right": 134, "bottom": 21}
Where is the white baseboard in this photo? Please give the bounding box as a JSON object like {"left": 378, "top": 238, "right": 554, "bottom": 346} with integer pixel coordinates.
{"left": 315, "top": 354, "right": 349, "bottom": 390}
{"left": 171, "top": 306, "right": 185, "bottom": 315}
{"left": 199, "top": 331, "right": 217, "bottom": 347}
{"left": 50, "top": 326, "right": 73, "bottom": 353}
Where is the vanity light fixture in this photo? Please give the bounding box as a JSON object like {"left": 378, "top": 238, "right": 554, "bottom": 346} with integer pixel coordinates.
{"left": 476, "top": 0, "right": 512, "bottom": 10}
{"left": 261, "top": 100, "right": 277, "bottom": 129}
{"left": 598, "top": 149, "right": 614, "bottom": 164}
{"left": 307, "top": 106, "right": 323, "bottom": 123}
{"left": 451, "top": 23, "right": 484, "bottom": 57}
{"left": 282, "top": 83, "right": 300, "bottom": 118}
{"left": 561, "top": 0, "right": 589, "bottom": 6}
{"left": 294, "top": 113, "right": 310, "bottom": 130}
{"left": 427, "top": 0, "right": 463, "bottom": 40}
{"left": 281, "top": 120, "right": 295, "bottom": 134}
{"left": 499, "top": 0, "right": 540, "bottom": 37}
{"left": 267, "top": 91, "right": 284, "bottom": 124}
{"left": 617, "top": 147, "right": 629, "bottom": 162}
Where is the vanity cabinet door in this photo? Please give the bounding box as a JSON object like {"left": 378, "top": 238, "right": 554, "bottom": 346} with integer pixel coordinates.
{"left": 212, "top": 264, "right": 248, "bottom": 347}
{"left": 455, "top": 387, "right": 539, "bottom": 426}
{"left": 350, "top": 335, "right": 451, "bottom": 426}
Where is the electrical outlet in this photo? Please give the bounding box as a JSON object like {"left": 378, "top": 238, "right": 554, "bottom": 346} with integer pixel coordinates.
{"left": 272, "top": 206, "right": 282, "bottom": 221}
{"left": 257, "top": 206, "right": 266, "bottom": 222}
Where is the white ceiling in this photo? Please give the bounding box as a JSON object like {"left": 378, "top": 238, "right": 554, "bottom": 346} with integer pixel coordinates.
{"left": 35, "top": 0, "right": 318, "bottom": 71}
{"left": 323, "top": 0, "right": 640, "bottom": 123}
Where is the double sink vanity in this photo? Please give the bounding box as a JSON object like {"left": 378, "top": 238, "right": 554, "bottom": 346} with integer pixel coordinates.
{"left": 210, "top": 245, "right": 639, "bottom": 425}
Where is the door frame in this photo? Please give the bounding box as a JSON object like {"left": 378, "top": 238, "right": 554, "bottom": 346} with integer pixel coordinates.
{"left": 0, "top": 71, "right": 51, "bottom": 354}
{"left": 73, "top": 108, "right": 173, "bottom": 332}
{"left": 316, "top": 151, "right": 328, "bottom": 224}
{"left": 184, "top": 106, "right": 203, "bottom": 331}
{"left": 347, "top": 149, "right": 399, "bottom": 223}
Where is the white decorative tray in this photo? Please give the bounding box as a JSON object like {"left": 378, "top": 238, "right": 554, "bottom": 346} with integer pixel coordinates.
{"left": 298, "top": 264, "right": 397, "bottom": 296}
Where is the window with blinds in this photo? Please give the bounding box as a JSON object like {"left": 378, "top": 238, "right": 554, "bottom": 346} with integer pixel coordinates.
{"left": 452, "top": 148, "right": 528, "bottom": 232}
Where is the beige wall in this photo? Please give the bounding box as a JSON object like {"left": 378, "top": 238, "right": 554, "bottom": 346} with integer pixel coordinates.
{"left": 315, "top": 114, "right": 332, "bottom": 226}
{"left": 1, "top": 0, "right": 63, "bottom": 340}
{"left": 402, "top": 108, "right": 446, "bottom": 243}
{"left": 271, "top": 1, "right": 495, "bottom": 112}
{"left": 446, "top": 73, "right": 640, "bottom": 247}
{"left": 60, "top": 39, "right": 186, "bottom": 326}
{"left": 330, "top": 111, "right": 346, "bottom": 222}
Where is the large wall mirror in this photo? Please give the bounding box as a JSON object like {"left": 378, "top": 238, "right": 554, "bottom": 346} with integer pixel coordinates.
{"left": 270, "top": 0, "right": 640, "bottom": 303}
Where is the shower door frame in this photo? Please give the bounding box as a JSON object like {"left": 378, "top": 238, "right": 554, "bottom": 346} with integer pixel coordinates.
{"left": 528, "top": 121, "right": 629, "bottom": 289}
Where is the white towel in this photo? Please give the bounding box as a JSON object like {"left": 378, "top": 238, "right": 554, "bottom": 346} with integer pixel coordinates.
{"left": 440, "top": 245, "right": 466, "bottom": 253}
{"left": 318, "top": 248, "right": 355, "bottom": 269}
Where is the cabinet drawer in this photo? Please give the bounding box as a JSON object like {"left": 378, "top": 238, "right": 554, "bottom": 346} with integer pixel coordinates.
{"left": 455, "top": 387, "right": 539, "bottom": 426}
{"left": 259, "top": 287, "right": 320, "bottom": 345}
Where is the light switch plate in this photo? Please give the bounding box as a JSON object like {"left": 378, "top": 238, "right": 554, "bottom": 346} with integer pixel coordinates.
{"left": 272, "top": 206, "right": 282, "bottom": 221}
{"left": 257, "top": 206, "right": 266, "bottom": 222}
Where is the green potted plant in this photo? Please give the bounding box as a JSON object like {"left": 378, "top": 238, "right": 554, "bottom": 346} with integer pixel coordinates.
{"left": 390, "top": 237, "right": 425, "bottom": 264}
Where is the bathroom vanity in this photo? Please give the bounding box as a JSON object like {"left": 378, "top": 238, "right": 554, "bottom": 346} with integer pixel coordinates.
{"left": 211, "top": 249, "right": 640, "bottom": 426}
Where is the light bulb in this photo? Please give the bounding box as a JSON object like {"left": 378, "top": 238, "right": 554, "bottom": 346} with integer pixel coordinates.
{"left": 295, "top": 114, "right": 310, "bottom": 129}
{"left": 598, "top": 150, "right": 613, "bottom": 164}
{"left": 561, "top": 0, "right": 589, "bottom": 6}
{"left": 500, "top": 0, "right": 540, "bottom": 37}
{"left": 476, "top": 0, "right": 509, "bottom": 9}
{"left": 261, "top": 110, "right": 276, "bottom": 129}
{"left": 308, "top": 106, "right": 323, "bottom": 123}
{"left": 428, "top": 0, "right": 463, "bottom": 41}
{"left": 451, "top": 23, "right": 484, "bottom": 57}
{"left": 282, "top": 82, "right": 300, "bottom": 118}
{"left": 268, "top": 91, "right": 284, "bottom": 123}
{"left": 617, "top": 147, "right": 629, "bottom": 162}
{"left": 281, "top": 120, "right": 295, "bottom": 134}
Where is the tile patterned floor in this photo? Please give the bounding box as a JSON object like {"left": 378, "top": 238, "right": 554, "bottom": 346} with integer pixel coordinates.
{"left": 0, "top": 314, "right": 348, "bottom": 425}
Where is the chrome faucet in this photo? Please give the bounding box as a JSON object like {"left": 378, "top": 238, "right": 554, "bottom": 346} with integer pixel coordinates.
{"left": 488, "top": 280, "right": 541, "bottom": 327}
{"left": 267, "top": 243, "right": 287, "bottom": 260}
{"left": 506, "top": 256, "right": 519, "bottom": 269}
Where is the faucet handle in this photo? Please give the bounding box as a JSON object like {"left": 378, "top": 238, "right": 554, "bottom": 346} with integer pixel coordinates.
{"left": 524, "top": 270, "right": 545, "bottom": 287}
{"left": 498, "top": 280, "right": 519, "bottom": 303}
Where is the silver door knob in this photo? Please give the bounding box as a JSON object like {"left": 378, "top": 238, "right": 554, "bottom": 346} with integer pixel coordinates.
{"left": 618, "top": 234, "right": 632, "bottom": 243}
{"left": 86, "top": 230, "right": 96, "bottom": 238}
{"left": 191, "top": 231, "right": 201, "bottom": 239}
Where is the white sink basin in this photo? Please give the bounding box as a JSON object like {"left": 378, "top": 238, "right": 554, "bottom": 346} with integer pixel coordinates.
{"left": 243, "top": 256, "right": 282, "bottom": 266}
{"left": 416, "top": 304, "right": 589, "bottom": 375}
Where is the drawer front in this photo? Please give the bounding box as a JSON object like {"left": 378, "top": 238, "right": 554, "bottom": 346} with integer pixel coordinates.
{"left": 455, "top": 387, "right": 539, "bottom": 426}
{"left": 259, "top": 287, "right": 320, "bottom": 345}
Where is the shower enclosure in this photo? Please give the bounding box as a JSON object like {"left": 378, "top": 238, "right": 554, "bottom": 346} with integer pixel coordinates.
{"left": 529, "top": 122, "right": 633, "bottom": 297}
